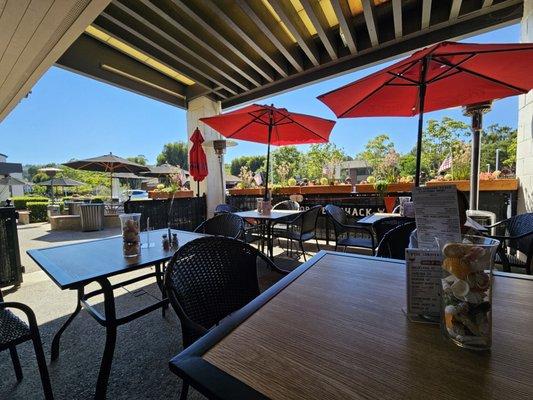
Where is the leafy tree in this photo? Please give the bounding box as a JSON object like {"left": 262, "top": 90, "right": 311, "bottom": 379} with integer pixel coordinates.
{"left": 421, "top": 117, "right": 470, "bottom": 177}
{"left": 156, "top": 142, "right": 188, "bottom": 168}
{"left": 480, "top": 124, "right": 517, "bottom": 171}
{"left": 358, "top": 134, "right": 395, "bottom": 170}
{"left": 302, "top": 143, "right": 349, "bottom": 180}
{"left": 229, "top": 155, "right": 266, "bottom": 176}
{"left": 127, "top": 155, "right": 148, "bottom": 165}
{"left": 271, "top": 146, "right": 303, "bottom": 183}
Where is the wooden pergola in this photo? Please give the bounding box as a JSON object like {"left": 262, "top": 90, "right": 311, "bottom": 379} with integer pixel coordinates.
{"left": 57, "top": 0, "right": 523, "bottom": 110}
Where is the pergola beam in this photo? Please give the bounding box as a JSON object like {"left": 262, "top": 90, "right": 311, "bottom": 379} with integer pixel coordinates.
{"left": 392, "top": 0, "right": 403, "bottom": 39}
{"left": 138, "top": 0, "right": 262, "bottom": 88}
{"left": 421, "top": 0, "right": 432, "bottom": 29}
{"left": 170, "top": 0, "right": 275, "bottom": 83}
{"left": 301, "top": 0, "right": 338, "bottom": 61}
{"left": 94, "top": 15, "right": 227, "bottom": 99}
{"left": 449, "top": 0, "right": 462, "bottom": 20}
{"left": 268, "top": 0, "right": 320, "bottom": 66}
{"left": 482, "top": 0, "right": 494, "bottom": 7}
{"left": 208, "top": 1, "right": 289, "bottom": 78}
{"left": 362, "top": 0, "right": 379, "bottom": 46}
{"left": 110, "top": 1, "right": 247, "bottom": 94}
{"left": 235, "top": 0, "right": 303, "bottom": 73}
{"left": 331, "top": 0, "right": 357, "bottom": 54}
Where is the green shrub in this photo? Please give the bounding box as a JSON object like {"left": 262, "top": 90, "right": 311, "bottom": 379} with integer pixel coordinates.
{"left": 90, "top": 197, "right": 105, "bottom": 203}
{"left": 12, "top": 196, "right": 49, "bottom": 210}
{"left": 27, "top": 202, "right": 49, "bottom": 223}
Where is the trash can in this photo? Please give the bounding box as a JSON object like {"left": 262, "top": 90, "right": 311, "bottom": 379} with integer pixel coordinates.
{"left": 79, "top": 204, "right": 105, "bottom": 231}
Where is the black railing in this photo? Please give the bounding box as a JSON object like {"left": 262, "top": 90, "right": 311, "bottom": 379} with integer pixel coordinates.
{"left": 0, "top": 207, "right": 23, "bottom": 288}
{"left": 227, "top": 190, "right": 516, "bottom": 241}
{"left": 124, "top": 196, "right": 207, "bottom": 232}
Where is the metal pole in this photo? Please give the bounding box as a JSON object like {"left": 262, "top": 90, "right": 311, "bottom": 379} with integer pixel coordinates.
{"left": 495, "top": 148, "right": 501, "bottom": 171}
{"left": 415, "top": 57, "right": 429, "bottom": 187}
{"left": 264, "top": 109, "right": 273, "bottom": 200}
{"left": 463, "top": 102, "right": 492, "bottom": 211}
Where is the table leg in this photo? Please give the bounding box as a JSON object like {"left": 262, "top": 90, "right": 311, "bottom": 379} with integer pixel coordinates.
{"left": 267, "top": 220, "right": 274, "bottom": 259}
{"left": 51, "top": 287, "right": 84, "bottom": 361}
{"left": 94, "top": 278, "right": 117, "bottom": 400}
{"left": 155, "top": 262, "right": 168, "bottom": 317}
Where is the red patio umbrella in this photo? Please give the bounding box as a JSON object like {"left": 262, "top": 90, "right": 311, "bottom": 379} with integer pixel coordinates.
{"left": 189, "top": 128, "right": 208, "bottom": 196}
{"left": 200, "top": 104, "right": 335, "bottom": 199}
{"left": 318, "top": 41, "right": 533, "bottom": 195}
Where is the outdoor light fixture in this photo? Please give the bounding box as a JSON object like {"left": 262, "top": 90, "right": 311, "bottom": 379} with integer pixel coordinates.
{"left": 100, "top": 64, "right": 185, "bottom": 99}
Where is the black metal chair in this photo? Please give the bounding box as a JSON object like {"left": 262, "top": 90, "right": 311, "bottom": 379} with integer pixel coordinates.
{"left": 376, "top": 222, "right": 417, "bottom": 260}
{"left": 276, "top": 205, "right": 322, "bottom": 261}
{"left": 0, "top": 290, "right": 54, "bottom": 399}
{"left": 214, "top": 203, "right": 240, "bottom": 215}
{"left": 484, "top": 213, "right": 533, "bottom": 274}
{"left": 164, "top": 236, "right": 289, "bottom": 400}
{"left": 272, "top": 200, "right": 300, "bottom": 211}
{"left": 271, "top": 200, "right": 301, "bottom": 243}
{"left": 324, "top": 204, "right": 375, "bottom": 254}
{"left": 372, "top": 216, "right": 415, "bottom": 248}
{"left": 194, "top": 213, "right": 244, "bottom": 240}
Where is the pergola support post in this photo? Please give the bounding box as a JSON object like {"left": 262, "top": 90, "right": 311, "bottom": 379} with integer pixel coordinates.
{"left": 517, "top": 0, "right": 533, "bottom": 213}
{"left": 186, "top": 97, "right": 224, "bottom": 217}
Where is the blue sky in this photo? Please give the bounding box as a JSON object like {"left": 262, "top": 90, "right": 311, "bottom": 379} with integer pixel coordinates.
{"left": 0, "top": 24, "right": 520, "bottom": 166}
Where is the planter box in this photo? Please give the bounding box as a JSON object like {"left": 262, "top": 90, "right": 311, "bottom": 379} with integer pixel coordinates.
{"left": 17, "top": 211, "right": 30, "bottom": 225}
{"left": 273, "top": 186, "right": 301, "bottom": 195}
{"left": 227, "top": 188, "right": 265, "bottom": 196}
{"left": 426, "top": 179, "right": 518, "bottom": 191}
{"left": 300, "top": 184, "right": 353, "bottom": 195}
{"left": 355, "top": 182, "right": 413, "bottom": 193}
{"left": 148, "top": 190, "right": 194, "bottom": 199}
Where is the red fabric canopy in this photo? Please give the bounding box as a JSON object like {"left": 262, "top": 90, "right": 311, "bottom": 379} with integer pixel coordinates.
{"left": 318, "top": 41, "right": 533, "bottom": 118}
{"left": 189, "top": 128, "right": 208, "bottom": 182}
{"left": 199, "top": 104, "right": 335, "bottom": 146}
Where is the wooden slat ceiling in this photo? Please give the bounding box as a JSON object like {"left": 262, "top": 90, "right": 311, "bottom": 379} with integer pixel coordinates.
{"left": 57, "top": 0, "right": 524, "bottom": 110}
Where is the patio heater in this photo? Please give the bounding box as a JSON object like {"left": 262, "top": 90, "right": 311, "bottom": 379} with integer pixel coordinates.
{"left": 207, "top": 140, "right": 237, "bottom": 201}
{"left": 463, "top": 101, "right": 492, "bottom": 211}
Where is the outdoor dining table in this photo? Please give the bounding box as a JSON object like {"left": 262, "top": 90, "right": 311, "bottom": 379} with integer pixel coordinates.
{"left": 169, "top": 251, "right": 533, "bottom": 400}
{"left": 27, "top": 228, "right": 205, "bottom": 399}
{"left": 357, "top": 212, "right": 400, "bottom": 225}
{"left": 233, "top": 209, "right": 302, "bottom": 259}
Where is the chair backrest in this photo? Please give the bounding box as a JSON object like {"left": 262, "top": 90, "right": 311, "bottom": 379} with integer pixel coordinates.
{"left": 376, "top": 222, "right": 416, "bottom": 260}
{"left": 194, "top": 213, "right": 244, "bottom": 239}
{"left": 164, "top": 237, "right": 263, "bottom": 347}
{"left": 324, "top": 204, "right": 348, "bottom": 237}
{"left": 273, "top": 200, "right": 300, "bottom": 211}
{"left": 505, "top": 213, "right": 533, "bottom": 257}
{"left": 300, "top": 205, "right": 322, "bottom": 237}
{"left": 373, "top": 216, "right": 415, "bottom": 245}
{"left": 214, "top": 203, "right": 240, "bottom": 214}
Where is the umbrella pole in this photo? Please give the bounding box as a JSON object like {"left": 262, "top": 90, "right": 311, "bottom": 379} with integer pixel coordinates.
{"left": 264, "top": 117, "right": 273, "bottom": 201}
{"left": 415, "top": 57, "right": 429, "bottom": 187}
{"left": 197, "top": 180, "right": 200, "bottom": 197}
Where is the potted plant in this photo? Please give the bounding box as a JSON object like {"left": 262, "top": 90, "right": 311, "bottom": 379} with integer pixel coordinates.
{"left": 374, "top": 179, "right": 396, "bottom": 213}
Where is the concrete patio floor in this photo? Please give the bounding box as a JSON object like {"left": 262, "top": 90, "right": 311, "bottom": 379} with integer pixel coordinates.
{"left": 2, "top": 223, "right": 350, "bottom": 400}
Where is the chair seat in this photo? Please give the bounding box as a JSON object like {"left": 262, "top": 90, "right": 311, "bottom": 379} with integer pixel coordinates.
{"left": 337, "top": 236, "right": 374, "bottom": 249}
{"left": 496, "top": 252, "right": 528, "bottom": 267}
{"left": 0, "top": 309, "right": 30, "bottom": 346}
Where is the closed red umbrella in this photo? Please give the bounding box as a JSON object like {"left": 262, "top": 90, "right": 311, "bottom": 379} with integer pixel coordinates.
{"left": 189, "top": 128, "right": 208, "bottom": 196}
{"left": 318, "top": 41, "right": 533, "bottom": 194}
{"left": 200, "top": 104, "right": 335, "bottom": 199}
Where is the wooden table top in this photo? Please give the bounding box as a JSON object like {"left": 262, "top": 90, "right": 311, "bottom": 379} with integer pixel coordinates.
{"left": 170, "top": 251, "right": 533, "bottom": 400}
{"left": 27, "top": 229, "right": 205, "bottom": 289}
{"left": 234, "top": 209, "right": 302, "bottom": 221}
{"left": 357, "top": 212, "right": 402, "bottom": 225}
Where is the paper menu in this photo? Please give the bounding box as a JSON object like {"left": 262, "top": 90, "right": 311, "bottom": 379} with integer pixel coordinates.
{"left": 405, "top": 249, "right": 442, "bottom": 318}
{"left": 412, "top": 185, "right": 462, "bottom": 250}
